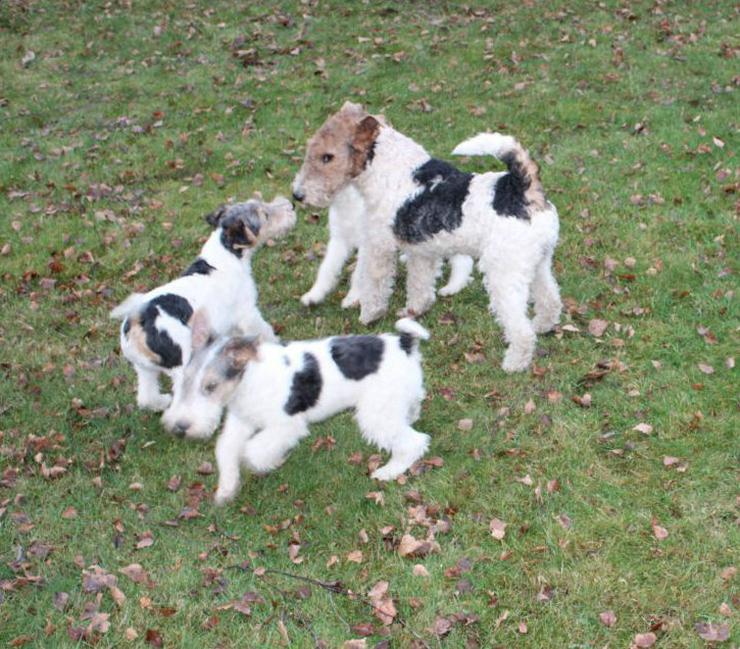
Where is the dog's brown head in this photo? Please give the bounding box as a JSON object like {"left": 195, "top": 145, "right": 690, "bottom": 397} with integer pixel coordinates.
{"left": 292, "top": 101, "right": 380, "bottom": 208}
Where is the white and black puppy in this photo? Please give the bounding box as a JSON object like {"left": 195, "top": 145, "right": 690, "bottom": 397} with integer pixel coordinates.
{"left": 110, "top": 195, "right": 296, "bottom": 423}
{"left": 164, "top": 312, "right": 431, "bottom": 504}
{"left": 300, "top": 184, "right": 474, "bottom": 307}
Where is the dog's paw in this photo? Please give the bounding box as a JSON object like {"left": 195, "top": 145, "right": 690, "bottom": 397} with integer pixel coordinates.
{"left": 532, "top": 317, "right": 559, "bottom": 335}
{"left": 300, "top": 291, "right": 323, "bottom": 307}
{"left": 370, "top": 465, "right": 401, "bottom": 481}
{"left": 214, "top": 486, "right": 238, "bottom": 506}
{"left": 138, "top": 393, "right": 172, "bottom": 412}
{"left": 501, "top": 353, "right": 531, "bottom": 373}
{"left": 341, "top": 292, "right": 360, "bottom": 309}
{"left": 359, "top": 308, "right": 386, "bottom": 325}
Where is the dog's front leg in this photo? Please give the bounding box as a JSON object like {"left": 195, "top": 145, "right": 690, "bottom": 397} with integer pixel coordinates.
{"left": 134, "top": 365, "right": 171, "bottom": 411}
{"left": 358, "top": 244, "right": 397, "bottom": 325}
{"left": 301, "top": 233, "right": 354, "bottom": 306}
{"left": 214, "top": 413, "right": 253, "bottom": 505}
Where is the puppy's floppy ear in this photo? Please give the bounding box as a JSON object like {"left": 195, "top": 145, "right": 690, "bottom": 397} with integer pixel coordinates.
{"left": 223, "top": 336, "right": 258, "bottom": 373}
{"left": 205, "top": 206, "right": 227, "bottom": 228}
{"left": 224, "top": 217, "right": 258, "bottom": 249}
{"left": 350, "top": 115, "right": 380, "bottom": 177}
{"left": 190, "top": 309, "right": 213, "bottom": 352}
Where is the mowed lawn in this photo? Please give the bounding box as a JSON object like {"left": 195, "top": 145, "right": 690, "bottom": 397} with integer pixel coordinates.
{"left": 0, "top": 1, "right": 737, "bottom": 647}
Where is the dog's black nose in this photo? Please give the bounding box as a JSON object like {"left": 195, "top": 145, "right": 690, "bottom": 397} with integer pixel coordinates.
{"left": 173, "top": 422, "right": 189, "bottom": 438}
{"left": 292, "top": 190, "right": 305, "bottom": 203}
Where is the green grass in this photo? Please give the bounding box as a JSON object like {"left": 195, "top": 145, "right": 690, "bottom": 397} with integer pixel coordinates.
{"left": 0, "top": 1, "right": 737, "bottom": 647}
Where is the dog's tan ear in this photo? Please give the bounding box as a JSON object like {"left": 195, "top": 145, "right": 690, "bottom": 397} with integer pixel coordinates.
{"left": 223, "top": 336, "right": 258, "bottom": 372}
{"left": 190, "top": 309, "right": 213, "bottom": 352}
{"left": 350, "top": 115, "right": 380, "bottom": 177}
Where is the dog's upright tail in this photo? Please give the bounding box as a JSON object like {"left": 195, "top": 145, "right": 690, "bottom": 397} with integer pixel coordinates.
{"left": 110, "top": 292, "right": 148, "bottom": 320}
{"left": 395, "top": 318, "right": 430, "bottom": 354}
{"left": 452, "top": 132, "right": 546, "bottom": 212}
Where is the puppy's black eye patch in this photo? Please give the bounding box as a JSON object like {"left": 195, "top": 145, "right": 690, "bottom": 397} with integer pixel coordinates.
{"left": 204, "top": 382, "right": 218, "bottom": 394}
{"left": 321, "top": 153, "right": 334, "bottom": 164}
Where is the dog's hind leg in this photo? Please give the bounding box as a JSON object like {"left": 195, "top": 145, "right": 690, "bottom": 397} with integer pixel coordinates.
{"left": 371, "top": 428, "right": 430, "bottom": 481}
{"left": 242, "top": 421, "right": 309, "bottom": 475}
{"left": 531, "top": 251, "right": 562, "bottom": 334}
{"left": 356, "top": 393, "right": 429, "bottom": 481}
{"left": 134, "top": 365, "right": 171, "bottom": 411}
{"left": 482, "top": 258, "right": 536, "bottom": 372}
{"left": 439, "top": 254, "right": 474, "bottom": 296}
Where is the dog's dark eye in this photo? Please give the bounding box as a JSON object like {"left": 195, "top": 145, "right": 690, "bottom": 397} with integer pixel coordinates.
{"left": 204, "top": 382, "right": 218, "bottom": 395}
{"left": 321, "top": 153, "right": 334, "bottom": 164}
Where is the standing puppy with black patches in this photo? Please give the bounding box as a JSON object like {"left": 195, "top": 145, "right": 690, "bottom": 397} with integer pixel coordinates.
{"left": 163, "top": 313, "right": 431, "bottom": 504}
{"left": 110, "top": 195, "right": 296, "bottom": 420}
{"left": 292, "top": 102, "right": 562, "bottom": 372}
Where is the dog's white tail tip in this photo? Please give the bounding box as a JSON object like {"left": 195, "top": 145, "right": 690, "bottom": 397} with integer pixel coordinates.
{"left": 110, "top": 293, "right": 147, "bottom": 320}
{"left": 395, "top": 318, "right": 430, "bottom": 341}
{"left": 452, "top": 132, "right": 518, "bottom": 159}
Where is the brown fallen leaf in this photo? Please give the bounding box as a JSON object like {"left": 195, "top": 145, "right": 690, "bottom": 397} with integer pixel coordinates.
{"left": 61, "top": 506, "right": 77, "bottom": 519}
{"left": 694, "top": 622, "right": 729, "bottom": 641}
{"left": 341, "top": 641, "right": 367, "bottom": 649}
{"left": 490, "top": 518, "right": 507, "bottom": 540}
{"left": 430, "top": 616, "right": 454, "bottom": 637}
{"left": 599, "top": 610, "right": 617, "bottom": 627}
{"left": 367, "top": 581, "right": 396, "bottom": 625}
{"left": 412, "top": 564, "right": 430, "bottom": 577}
{"left": 651, "top": 518, "right": 668, "bottom": 541}
{"left": 346, "top": 550, "right": 363, "bottom": 564}
{"left": 633, "top": 423, "right": 653, "bottom": 435}
{"left": 588, "top": 319, "right": 609, "bottom": 337}
{"left": 196, "top": 462, "right": 214, "bottom": 475}
{"left": 135, "top": 531, "right": 155, "bottom": 550}
{"left": 457, "top": 418, "right": 474, "bottom": 431}
{"left": 120, "top": 563, "right": 153, "bottom": 587}
{"left": 632, "top": 632, "right": 656, "bottom": 647}
{"left": 145, "top": 628, "right": 163, "bottom": 647}
{"left": 397, "top": 533, "right": 438, "bottom": 558}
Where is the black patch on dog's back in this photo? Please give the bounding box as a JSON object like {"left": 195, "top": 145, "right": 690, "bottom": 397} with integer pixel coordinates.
{"left": 492, "top": 152, "right": 530, "bottom": 220}
{"left": 140, "top": 294, "right": 194, "bottom": 368}
{"left": 393, "top": 158, "right": 473, "bottom": 244}
{"left": 182, "top": 258, "right": 216, "bottom": 277}
{"left": 398, "top": 333, "right": 414, "bottom": 355}
{"left": 330, "top": 336, "right": 384, "bottom": 380}
{"left": 284, "top": 353, "right": 322, "bottom": 415}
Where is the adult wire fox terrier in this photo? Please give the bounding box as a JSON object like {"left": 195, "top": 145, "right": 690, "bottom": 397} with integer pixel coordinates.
{"left": 110, "top": 195, "right": 295, "bottom": 422}
{"left": 300, "top": 184, "right": 474, "bottom": 307}
{"left": 164, "top": 311, "right": 431, "bottom": 504}
{"left": 292, "top": 102, "right": 562, "bottom": 372}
